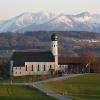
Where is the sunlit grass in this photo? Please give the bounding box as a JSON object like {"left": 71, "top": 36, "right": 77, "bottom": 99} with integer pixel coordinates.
{"left": 0, "top": 85, "right": 57, "bottom": 100}
{"left": 44, "top": 74, "right": 100, "bottom": 100}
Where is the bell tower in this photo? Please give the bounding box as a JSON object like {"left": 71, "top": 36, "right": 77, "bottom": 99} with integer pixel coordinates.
{"left": 51, "top": 33, "right": 58, "bottom": 70}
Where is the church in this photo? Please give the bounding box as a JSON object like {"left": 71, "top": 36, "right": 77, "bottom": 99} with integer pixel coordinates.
{"left": 10, "top": 33, "right": 67, "bottom": 76}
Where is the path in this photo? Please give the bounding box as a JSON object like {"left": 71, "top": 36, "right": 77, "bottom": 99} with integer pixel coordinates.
{"left": 32, "top": 74, "right": 82, "bottom": 100}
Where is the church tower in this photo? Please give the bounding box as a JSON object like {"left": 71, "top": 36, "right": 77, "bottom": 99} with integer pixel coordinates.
{"left": 51, "top": 33, "right": 58, "bottom": 70}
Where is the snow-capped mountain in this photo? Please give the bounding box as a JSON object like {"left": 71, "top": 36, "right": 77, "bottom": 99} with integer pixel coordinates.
{"left": 0, "top": 11, "right": 100, "bottom": 33}
{"left": 0, "top": 11, "right": 56, "bottom": 32}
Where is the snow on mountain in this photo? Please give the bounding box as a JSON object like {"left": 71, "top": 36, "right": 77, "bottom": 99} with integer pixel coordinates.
{"left": 0, "top": 11, "right": 100, "bottom": 32}
{"left": 0, "top": 11, "right": 56, "bottom": 32}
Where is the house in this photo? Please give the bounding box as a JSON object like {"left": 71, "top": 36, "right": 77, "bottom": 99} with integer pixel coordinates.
{"left": 58, "top": 57, "right": 84, "bottom": 74}
{"left": 59, "top": 56, "right": 100, "bottom": 73}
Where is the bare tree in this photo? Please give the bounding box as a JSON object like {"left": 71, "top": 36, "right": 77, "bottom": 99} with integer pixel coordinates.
{"left": 81, "top": 49, "right": 97, "bottom": 73}
{"left": 65, "top": 50, "right": 79, "bottom": 57}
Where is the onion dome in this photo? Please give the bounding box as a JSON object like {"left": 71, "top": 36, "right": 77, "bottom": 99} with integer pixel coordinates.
{"left": 51, "top": 33, "right": 58, "bottom": 41}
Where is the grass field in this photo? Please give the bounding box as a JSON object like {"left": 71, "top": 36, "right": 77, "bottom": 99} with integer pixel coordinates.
{"left": 0, "top": 85, "right": 56, "bottom": 100}
{"left": 0, "top": 75, "right": 51, "bottom": 83}
{"left": 44, "top": 74, "right": 100, "bottom": 100}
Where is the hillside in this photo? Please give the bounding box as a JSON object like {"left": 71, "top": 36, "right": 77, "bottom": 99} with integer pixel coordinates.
{"left": 0, "top": 31, "right": 99, "bottom": 55}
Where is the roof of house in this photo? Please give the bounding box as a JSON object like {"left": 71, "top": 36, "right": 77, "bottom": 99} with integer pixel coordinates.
{"left": 58, "top": 56, "right": 100, "bottom": 65}
{"left": 58, "top": 57, "right": 83, "bottom": 65}
{"left": 11, "top": 51, "right": 55, "bottom": 67}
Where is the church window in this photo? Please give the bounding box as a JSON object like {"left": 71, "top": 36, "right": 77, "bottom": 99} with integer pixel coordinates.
{"left": 37, "top": 65, "right": 40, "bottom": 71}
{"left": 32, "top": 65, "right": 34, "bottom": 71}
{"left": 50, "top": 65, "right": 52, "bottom": 68}
{"left": 44, "top": 65, "right": 46, "bottom": 71}
{"left": 25, "top": 65, "right": 27, "bottom": 71}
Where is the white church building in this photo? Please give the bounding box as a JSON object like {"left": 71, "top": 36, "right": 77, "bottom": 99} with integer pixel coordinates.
{"left": 10, "top": 33, "right": 67, "bottom": 76}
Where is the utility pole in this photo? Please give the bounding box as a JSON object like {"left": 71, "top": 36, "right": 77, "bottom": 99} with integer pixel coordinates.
{"left": 89, "top": 63, "right": 91, "bottom": 73}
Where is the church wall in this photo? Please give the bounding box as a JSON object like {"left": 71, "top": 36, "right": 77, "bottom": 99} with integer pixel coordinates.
{"left": 13, "top": 66, "right": 26, "bottom": 76}
{"left": 12, "top": 62, "right": 55, "bottom": 76}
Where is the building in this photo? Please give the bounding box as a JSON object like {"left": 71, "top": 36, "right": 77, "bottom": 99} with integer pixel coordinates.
{"left": 10, "top": 33, "right": 100, "bottom": 76}
{"left": 10, "top": 33, "right": 60, "bottom": 76}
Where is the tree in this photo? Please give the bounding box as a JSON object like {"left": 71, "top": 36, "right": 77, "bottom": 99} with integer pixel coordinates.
{"left": 0, "top": 59, "right": 9, "bottom": 77}
{"left": 65, "top": 50, "right": 79, "bottom": 57}
{"left": 81, "top": 49, "right": 97, "bottom": 73}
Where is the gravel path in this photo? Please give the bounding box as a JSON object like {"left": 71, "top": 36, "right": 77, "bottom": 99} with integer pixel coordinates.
{"left": 32, "top": 74, "right": 82, "bottom": 100}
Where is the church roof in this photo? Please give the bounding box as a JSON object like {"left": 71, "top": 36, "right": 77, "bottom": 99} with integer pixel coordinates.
{"left": 11, "top": 51, "right": 55, "bottom": 67}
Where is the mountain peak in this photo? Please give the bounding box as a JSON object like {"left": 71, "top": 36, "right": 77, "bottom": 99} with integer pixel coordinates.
{"left": 77, "top": 11, "right": 92, "bottom": 17}
{"left": 38, "top": 11, "right": 52, "bottom": 16}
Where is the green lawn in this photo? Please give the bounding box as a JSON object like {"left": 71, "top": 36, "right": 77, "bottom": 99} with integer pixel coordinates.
{"left": 0, "top": 85, "right": 56, "bottom": 100}
{"left": 44, "top": 74, "right": 100, "bottom": 100}
{"left": 0, "top": 75, "right": 51, "bottom": 83}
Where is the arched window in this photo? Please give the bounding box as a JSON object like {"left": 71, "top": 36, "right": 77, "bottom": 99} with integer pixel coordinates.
{"left": 37, "top": 65, "right": 40, "bottom": 71}
{"left": 50, "top": 65, "right": 52, "bottom": 68}
{"left": 25, "top": 65, "right": 27, "bottom": 71}
{"left": 32, "top": 65, "right": 34, "bottom": 71}
{"left": 44, "top": 65, "right": 46, "bottom": 71}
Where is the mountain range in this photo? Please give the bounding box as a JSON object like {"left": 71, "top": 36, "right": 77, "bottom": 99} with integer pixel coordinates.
{"left": 0, "top": 11, "right": 100, "bottom": 33}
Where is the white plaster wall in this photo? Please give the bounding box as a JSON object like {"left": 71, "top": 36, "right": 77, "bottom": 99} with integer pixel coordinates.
{"left": 13, "top": 62, "right": 55, "bottom": 76}
{"left": 51, "top": 41, "right": 58, "bottom": 56}
{"left": 51, "top": 40, "right": 59, "bottom": 71}
{"left": 13, "top": 66, "right": 26, "bottom": 76}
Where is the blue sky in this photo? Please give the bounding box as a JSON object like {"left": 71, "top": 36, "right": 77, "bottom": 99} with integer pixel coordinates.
{"left": 0, "top": 0, "right": 100, "bottom": 20}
